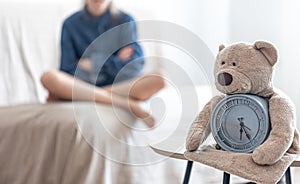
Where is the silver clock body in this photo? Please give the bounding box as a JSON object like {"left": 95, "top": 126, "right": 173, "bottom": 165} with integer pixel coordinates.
{"left": 210, "top": 94, "right": 271, "bottom": 153}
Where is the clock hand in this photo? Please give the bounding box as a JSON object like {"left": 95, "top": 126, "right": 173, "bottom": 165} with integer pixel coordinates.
{"left": 243, "top": 124, "right": 252, "bottom": 131}
{"left": 240, "top": 127, "right": 243, "bottom": 140}
{"left": 241, "top": 126, "right": 251, "bottom": 140}
{"left": 238, "top": 117, "right": 252, "bottom": 140}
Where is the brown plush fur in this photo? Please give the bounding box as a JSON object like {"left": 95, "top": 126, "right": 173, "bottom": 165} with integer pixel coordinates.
{"left": 185, "top": 41, "right": 300, "bottom": 183}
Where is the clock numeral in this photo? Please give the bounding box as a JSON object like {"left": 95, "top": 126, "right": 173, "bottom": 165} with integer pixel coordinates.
{"left": 232, "top": 99, "right": 238, "bottom": 105}
{"left": 221, "top": 104, "right": 229, "bottom": 111}
{"left": 243, "top": 100, "right": 250, "bottom": 105}
{"left": 226, "top": 101, "right": 232, "bottom": 107}
{"left": 231, "top": 144, "right": 236, "bottom": 149}
{"left": 258, "top": 118, "right": 265, "bottom": 123}
{"left": 251, "top": 139, "right": 257, "bottom": 145}
{"left": 259, "top": 129, "right": 265, "bottom": 134}
{"left": 245, "top": 142, "right": 252, "bottom": 148}
{"left": 249, "top": 104, "right": 258, "bottom": 111}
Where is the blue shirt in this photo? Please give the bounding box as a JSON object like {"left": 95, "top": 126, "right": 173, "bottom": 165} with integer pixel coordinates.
{"left": 60, "top": 8, "right": 144, "bottom": 86}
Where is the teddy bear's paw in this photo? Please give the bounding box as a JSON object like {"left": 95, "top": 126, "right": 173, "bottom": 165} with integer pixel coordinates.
{"left": 186, "top": 139, "right": 201, "bottom": 152}
{"left": 252, "top": 149, "right": 277, "bottom": 165}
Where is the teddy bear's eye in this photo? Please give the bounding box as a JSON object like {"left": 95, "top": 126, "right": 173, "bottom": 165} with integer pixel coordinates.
{"left": 232, "top": 62, "right": 236, "bottom": 66}
{"left": 221, "top": 61, "right": 225, "bottom": 65}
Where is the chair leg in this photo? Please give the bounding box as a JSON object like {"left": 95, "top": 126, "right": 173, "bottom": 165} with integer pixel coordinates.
{"left": 223, "top": 172, "right": 230, "bottom": 184}
{"left": 183, "top": 161, "right": 193, "bottom": 184}
{"left": 285, "top": 167, "right": 292, "bottom": 184}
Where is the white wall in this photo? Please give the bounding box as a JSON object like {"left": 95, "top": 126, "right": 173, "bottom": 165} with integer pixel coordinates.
{"left": 280, "top": 1, "right": 300, "bottom": 125}
{"left": 228, "top": 0, "right": 282, "bottom": 44}
{"left": 115, "top": 0, "right": 229, "bottom": 54}
{"left": 227, "top": 0, "right": 300, "bottom": 128}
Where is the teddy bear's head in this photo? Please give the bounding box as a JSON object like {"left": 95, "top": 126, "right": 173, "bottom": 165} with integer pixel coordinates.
{"left": 214, "top": 41, "right": 278, "bottom": 95}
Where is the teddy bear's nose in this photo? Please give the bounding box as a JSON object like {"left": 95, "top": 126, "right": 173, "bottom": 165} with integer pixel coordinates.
{"left": 218, "top": 72, "right": 233, "bottom": 86}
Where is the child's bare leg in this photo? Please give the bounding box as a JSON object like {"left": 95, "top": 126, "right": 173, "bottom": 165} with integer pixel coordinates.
{"left": 40, "top": 70, "right": 155, "bottom": 127}
{"left": 103, "top": 73, "right": 165, "bottom": 100}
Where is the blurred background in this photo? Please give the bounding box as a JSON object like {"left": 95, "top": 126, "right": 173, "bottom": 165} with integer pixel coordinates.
{"left": 1, "top": 0, "right": 300, "bottom": 128}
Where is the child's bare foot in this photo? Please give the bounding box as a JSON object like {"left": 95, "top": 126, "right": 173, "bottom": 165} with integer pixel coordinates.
{"left": 129, "top": 100, "right": 155, "bottom": 128}
{"left": 46, "top": 93, "right": 59, "bottom": 102}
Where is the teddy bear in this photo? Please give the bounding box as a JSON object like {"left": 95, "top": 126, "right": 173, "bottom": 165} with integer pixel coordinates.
{"left": 184, "top": 40, "right": 300, "bottom": 184}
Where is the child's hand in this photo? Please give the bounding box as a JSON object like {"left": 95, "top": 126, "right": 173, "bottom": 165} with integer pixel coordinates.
{"left": 78, "top": 58, "right": 92, "bottom": 72}
{"left": 118, "top": 45, "right": 134, "bottom": 61}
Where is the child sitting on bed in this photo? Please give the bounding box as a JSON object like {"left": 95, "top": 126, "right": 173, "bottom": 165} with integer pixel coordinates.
{"left": 40, "top": 0, "right": 165, "bottom": 128}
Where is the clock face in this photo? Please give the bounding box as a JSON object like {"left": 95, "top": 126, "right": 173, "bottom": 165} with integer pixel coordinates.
{"left": 210, "top": 94, "right": 270, "bottom": 153}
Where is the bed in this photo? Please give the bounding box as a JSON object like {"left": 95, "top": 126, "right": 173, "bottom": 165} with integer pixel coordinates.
{"left": 0, "top": 87, "right": 215, "bottom": 184}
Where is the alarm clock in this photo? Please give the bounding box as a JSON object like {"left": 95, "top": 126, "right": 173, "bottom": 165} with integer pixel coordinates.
{"left": 210, "top": 94, "right": 271, "bottom": 153}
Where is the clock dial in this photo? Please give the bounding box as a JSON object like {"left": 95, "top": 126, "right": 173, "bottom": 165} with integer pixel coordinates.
{"left": 211, "top": 94, "right": 270, "bottom": 153}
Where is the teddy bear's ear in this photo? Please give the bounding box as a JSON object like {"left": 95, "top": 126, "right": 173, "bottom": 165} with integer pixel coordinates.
{"left": 254, "top": 41, "right": 278, "bottom": 66}
{"left": 219, "top": 44, "right": 225, "bottom": 52}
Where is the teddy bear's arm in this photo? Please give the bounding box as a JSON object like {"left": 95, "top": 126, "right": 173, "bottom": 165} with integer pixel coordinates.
{"left": 252, "top": 96, "right": 296, "bottom": 165}
{"left": 186, "top": 95, "right": 224, "bottom": 151}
